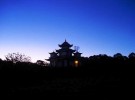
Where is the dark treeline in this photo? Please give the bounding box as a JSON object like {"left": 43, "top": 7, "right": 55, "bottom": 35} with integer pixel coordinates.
{"left": 0, "top": 52, "right": 133, "bottom": 97}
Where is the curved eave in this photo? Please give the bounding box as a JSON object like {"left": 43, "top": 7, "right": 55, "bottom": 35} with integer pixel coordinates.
{"left": 49, "top": 52, "right": 58, "bottom": 54}
{"left": 58, "top": 44, "right": 73, "bottom": 47}
{"left": 56, "top": 49, "right": 75, "bottom": 53}
{"left": 45, "top": 59, "right": 50, "bottom": 61}
{"left": 73, "top": 52, "right": 82, "bottom": 54}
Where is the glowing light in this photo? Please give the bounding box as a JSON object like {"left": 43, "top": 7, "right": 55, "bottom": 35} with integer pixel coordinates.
{"left": 75, "top": 60, "right": 79, "bottom": 67}
{"left": 75, "top": 60, "right": 78, "bottom": 64}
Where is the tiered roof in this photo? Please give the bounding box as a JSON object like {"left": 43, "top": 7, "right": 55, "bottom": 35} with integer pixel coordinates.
{"left": 56, "top": 48, "right": 75, "bottom": 53}
{"left": 49, "top": 51, "right": 58, "bottom": 54}
{"left": 73, "top": 51, "right": 82, "bottom": 54}
{"left": 58, "top": 40, "right": 73, "bottom": 48}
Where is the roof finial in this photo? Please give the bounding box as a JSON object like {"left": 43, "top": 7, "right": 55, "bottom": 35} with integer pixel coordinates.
{"left": 65, "top": 39, "right": 67, "bottom": 42}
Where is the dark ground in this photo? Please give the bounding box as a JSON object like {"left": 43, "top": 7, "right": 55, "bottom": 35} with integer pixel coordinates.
{"left": 0, "top": 66, "right": 129, "bottom": 98}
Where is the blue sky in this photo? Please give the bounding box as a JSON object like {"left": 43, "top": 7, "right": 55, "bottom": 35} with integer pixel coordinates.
{"left": 0, "top": 0, "right": 135, "bottom": 62}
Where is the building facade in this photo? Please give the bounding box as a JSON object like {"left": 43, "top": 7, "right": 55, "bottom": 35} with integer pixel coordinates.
{"left": 46, "top": 40, "right": 82, "bottom": 67}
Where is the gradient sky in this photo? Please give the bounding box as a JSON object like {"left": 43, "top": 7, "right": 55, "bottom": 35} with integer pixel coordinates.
{"left": 0, "top": 0, "right": 135, "bottom": 62}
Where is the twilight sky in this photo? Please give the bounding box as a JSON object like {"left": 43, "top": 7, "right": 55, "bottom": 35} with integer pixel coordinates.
{"left": 0, "top": 0, "right": 135, "bottom": 62}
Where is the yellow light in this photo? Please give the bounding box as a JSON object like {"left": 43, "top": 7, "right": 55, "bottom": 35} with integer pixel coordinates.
{"left": 75, "top": 60, "right": 79, "bottom": 67}
{"left": 75, "top": 60, "right": 78, "bottom": 64}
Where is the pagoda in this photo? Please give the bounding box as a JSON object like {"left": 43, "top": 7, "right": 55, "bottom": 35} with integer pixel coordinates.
{"left": 46, "top": 40, "right": 82, "bottom": 67}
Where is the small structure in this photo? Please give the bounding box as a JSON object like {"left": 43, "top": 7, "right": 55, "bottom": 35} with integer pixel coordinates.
{"left": 46, "top": 40, "right": 82, "bottom": 67}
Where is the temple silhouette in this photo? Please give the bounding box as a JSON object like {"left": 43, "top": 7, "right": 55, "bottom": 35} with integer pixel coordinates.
{"left": 46, "top": 40, "right": 82, "bottom": 67}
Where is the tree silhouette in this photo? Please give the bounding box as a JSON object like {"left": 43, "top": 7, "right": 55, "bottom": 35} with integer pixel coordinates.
{"left": 128, "top": 52, "right": 135, "bottom": 58}
{"left": 5, "top": 52, "right": 31, "bottom": 63}
{"left": 113, "top": 53, "right": 123, "bottom": 58}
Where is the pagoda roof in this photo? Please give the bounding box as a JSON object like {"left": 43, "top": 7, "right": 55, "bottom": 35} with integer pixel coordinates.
{"left": 56, "top": 49, "right": 75, "bottom": 53}
{"left": 59, "top": 40, "right": 73, "bottom": 47}
{"left": 49, "top": 51, "right": 58, "bottom": 54}
{"left": 73, "top": 51, "right": 82, "bottom": 54}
